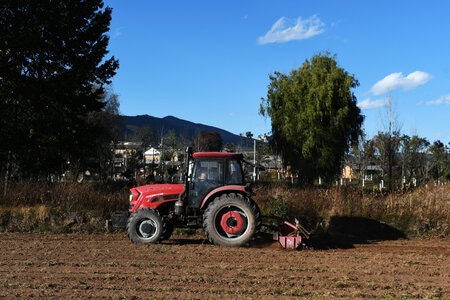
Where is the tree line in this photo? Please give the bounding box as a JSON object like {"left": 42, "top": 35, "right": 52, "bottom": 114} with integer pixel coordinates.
{"left": 259, "top": 53, "right": 449, "bottom": 189}
{"left": 347, "top": 132, "right": 449, "bottom": 191}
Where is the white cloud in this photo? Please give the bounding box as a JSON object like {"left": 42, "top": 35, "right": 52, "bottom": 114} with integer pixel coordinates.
{"left": 358, "top": 98, "right": 388, "bottom": 109}
{"left": 426, "top": 94, "right": 450, "bottom": 105}
{"left": 258, "top": 15, "right": 325, "bottom": 45}
{"left": 370, "top": 71, "right": 431, "bottom": 95}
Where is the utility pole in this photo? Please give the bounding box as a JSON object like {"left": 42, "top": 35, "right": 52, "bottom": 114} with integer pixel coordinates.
{"left": 253, "top": 140, "right": 256, "bottom": 181}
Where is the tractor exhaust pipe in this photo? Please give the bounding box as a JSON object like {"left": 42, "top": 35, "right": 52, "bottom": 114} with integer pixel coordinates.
{"left": 175, "top": 146, "right": 192, "bottom": 216}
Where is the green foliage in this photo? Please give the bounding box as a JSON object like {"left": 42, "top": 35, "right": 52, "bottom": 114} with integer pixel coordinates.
{"left": 428, "top": 140, "right": 450, "bottom": 183}
{"left": 267, "top": 195, "right": 290, "bottom": 220}
{"left": 399, "top": 135, "right": 430, "bottom": 185}
{"left": 223, "top": 142, "right": 236, "bottom": 152}
{"left": 0, "top": 0, "right": 119, "bottom": 179}
{"left": 370, "top": 130, "right": 402, "bottom": 191}
{"left": 260, "top": 52, "right": 364, "bottom": 185}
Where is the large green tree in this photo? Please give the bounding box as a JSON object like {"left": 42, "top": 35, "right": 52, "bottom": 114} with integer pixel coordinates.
{"left": 0, "top": 0, "right": 118, "bottom": 180}
{"left": 260, "top": 53, "right": 364, "bottom": 184}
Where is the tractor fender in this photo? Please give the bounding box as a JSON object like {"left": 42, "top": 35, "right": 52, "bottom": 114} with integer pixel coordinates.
{"left": 199, "top": 185, "right": 251, "bottom": 210}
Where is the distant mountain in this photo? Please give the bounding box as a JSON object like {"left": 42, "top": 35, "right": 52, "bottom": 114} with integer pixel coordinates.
{"left": 121, "top": 115, "right": 243, "bottom": 145}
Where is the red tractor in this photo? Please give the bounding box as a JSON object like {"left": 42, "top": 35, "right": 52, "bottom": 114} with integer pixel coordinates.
{"left": 127, "top": 147, "right": 261, "bottom": 247}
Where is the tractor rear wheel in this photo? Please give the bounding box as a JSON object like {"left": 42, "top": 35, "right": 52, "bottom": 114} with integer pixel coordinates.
{"left": 127, "top": 208, "right": 166, "bottom": 244}
{"left": 203, "top": 193, "right": 261, "bottom": 247}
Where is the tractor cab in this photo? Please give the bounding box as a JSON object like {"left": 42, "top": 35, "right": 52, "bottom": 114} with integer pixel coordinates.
{"left": 187, "top": 151, "right": 246, "bottom": 209}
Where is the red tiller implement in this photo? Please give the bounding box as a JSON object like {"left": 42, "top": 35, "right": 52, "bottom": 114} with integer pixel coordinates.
{"left": 269, "top": 217, "right": 311, "bottom": 250}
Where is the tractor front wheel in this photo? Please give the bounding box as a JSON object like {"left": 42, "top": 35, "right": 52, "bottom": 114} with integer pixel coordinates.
{"left": 127, "top": 208, "right": 166, "bottom": 244}
{"left": 203, "top": 193, "right": 260, "bottom": 247}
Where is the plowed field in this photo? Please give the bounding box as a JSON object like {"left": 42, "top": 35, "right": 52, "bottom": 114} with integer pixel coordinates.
{"left": 0, "top": 232, "right": 448, "bottom": 299}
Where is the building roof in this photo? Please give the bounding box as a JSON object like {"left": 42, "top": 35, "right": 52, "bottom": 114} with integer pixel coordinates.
{"left": 144, "top": 147, "right": 161, "bottom": 155}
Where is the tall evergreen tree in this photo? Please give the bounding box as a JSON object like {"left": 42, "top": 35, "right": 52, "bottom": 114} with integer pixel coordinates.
{"left": 0, "top": 0, "right": 119, "bottom": 179}
{"left": 260, "top": 53, "right": 364, "bottom": 185}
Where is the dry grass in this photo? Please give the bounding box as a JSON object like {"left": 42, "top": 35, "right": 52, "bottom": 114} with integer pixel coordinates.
{"left": 0, "top": 181, "right": 130, "bottom": 233}
{"left": 253, "top": 182, "right": 450, "bottom": 238}
{"left": 0, "top": 180, "right": 448, "bottom": 237}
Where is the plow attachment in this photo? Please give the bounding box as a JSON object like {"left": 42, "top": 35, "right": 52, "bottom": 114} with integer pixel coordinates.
{"left": 266, "top": 216, "right": 311, "bottom": 250}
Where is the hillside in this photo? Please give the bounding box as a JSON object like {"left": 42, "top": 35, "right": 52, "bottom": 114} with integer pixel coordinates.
{"left": 121, "top": 115, "right": 244, "bottom": 145}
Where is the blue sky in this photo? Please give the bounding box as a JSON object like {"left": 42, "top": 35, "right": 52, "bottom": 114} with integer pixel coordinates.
{"left": 105, "top": 0, "right": 450, "bottom": 143}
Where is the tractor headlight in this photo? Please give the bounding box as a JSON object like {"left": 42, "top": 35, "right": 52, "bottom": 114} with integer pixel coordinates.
{"left": 129, "top": 193, "right": 134, "bottom": 202}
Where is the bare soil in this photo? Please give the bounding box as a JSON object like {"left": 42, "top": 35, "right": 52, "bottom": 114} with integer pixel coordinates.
{"left": 0, "top": 232, "right": 448, "bottom": 299}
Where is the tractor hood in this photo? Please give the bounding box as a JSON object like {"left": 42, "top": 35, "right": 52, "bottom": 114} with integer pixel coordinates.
{"left": 129, "top": 183, "right": 185, "bottom": 212}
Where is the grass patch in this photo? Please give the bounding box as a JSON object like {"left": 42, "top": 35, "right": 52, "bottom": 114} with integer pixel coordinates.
{"left": 0, "top": 181, "right": 129, "bottom": 233}
{"left": 253, "top": 182, "right": 449, "bottom": 238}
{"left": 0, "top": 180, "right": 448, "bottom": 237}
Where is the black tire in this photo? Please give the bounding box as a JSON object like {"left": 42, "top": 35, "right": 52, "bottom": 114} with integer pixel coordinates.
{"left": 162, "top": 221, "right": 174, "bottom": 241}
{"left": 127, "top": 208, "right": 166, "bottom": 244}
{"left": 203, "top": 193, "right": 261, "bottom": 247}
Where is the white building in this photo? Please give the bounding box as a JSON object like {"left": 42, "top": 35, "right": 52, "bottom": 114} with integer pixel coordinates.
{"left": 144, "top": 147, "right": 161, "bottom": 164}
